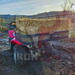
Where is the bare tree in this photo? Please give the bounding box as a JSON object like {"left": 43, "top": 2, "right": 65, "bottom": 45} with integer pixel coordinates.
{"left": 61, "top": 0, "right": 74, "bottom": 11}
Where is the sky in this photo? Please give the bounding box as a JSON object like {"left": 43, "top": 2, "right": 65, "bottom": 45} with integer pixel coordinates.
{"left": 0, "top": 0, "right": 74, "bottom": 15}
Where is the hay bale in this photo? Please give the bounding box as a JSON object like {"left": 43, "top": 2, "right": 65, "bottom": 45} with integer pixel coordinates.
{"left": 16, "top": 18, "right": 71, "bottom": 35}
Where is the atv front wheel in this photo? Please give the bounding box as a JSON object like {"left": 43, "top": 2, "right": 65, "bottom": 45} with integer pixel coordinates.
{"left": 9, "top": 37, "right": 13, "bottom": 52}
{"left": 13, "top": 45, "right": 27, "bottom": 67}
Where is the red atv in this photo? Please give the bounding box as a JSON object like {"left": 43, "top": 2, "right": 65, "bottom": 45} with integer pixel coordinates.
{"left": 8, "top": 24, "right": 69, "bottom": 67}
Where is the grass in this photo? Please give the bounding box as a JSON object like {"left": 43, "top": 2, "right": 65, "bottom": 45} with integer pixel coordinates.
{"left": 4, "top": 33, "right": 8, "bottom": 36}
{"left": 0, "top": 29, "right": 6, "bottom": 32}
{"left": 0, "top": 29, "right": 9, "bottom": 36}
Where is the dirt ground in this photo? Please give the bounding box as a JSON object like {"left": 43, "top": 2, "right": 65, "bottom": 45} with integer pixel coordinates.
{"left": 0, "top": 31, "right": 75, "bottom": 75}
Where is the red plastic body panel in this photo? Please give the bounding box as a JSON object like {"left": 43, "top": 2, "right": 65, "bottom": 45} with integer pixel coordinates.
{"left": 8, "top": 30, "right": 15, "bottom": 38}
{"left": 11, "top": 38, "right": 22, "bottom": 45}
{"left": 8, "top": 30, "right": 22, "bottom": 45}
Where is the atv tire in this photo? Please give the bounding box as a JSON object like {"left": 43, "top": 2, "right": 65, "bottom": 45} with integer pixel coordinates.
{"left": 13, "top": 45, "right": 27, "bottom": 67}
{"left": 9, "top": 37, "right": 13, "bottom": 52}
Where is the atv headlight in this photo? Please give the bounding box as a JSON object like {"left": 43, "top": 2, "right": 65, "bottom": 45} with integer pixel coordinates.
{"left": 13, "top": 32, "right": 15, "bottom": 37}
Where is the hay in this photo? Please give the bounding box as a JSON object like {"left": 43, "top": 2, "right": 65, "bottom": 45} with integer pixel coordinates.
{"left": 16, "top": 18, "right": 71, "bottom": 35}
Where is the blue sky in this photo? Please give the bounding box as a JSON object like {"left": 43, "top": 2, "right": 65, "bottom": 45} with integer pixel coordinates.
{"left": 0, "top": 0, "right": 74, "bottom": 15}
